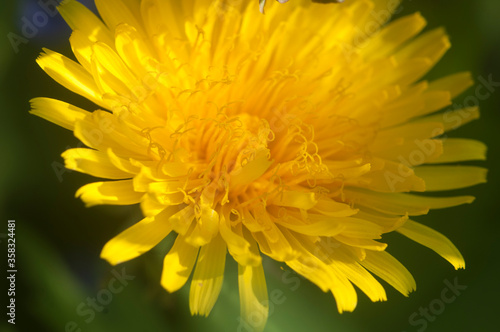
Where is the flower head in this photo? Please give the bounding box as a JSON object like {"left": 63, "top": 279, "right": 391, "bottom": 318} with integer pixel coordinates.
{"left": 31, "top": 0, "right": 486, "bottom": 330}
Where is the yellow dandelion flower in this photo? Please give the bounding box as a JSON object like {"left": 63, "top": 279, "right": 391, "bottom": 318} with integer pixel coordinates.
{"left": 31, "top": 0, "right": 487, "bottom": 330}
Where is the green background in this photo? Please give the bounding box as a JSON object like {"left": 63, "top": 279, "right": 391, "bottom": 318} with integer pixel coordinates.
{"left": 1, "top": 0, "right": 499, "bottom": 331}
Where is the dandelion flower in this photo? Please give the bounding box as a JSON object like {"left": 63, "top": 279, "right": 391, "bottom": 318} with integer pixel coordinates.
{"left": 31, "top": 0, "right": 487, "bottom": 330}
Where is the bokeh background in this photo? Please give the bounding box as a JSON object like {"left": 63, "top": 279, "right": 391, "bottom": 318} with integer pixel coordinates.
{"left": 1, "top": 0, "right": 499, "bottom": 331}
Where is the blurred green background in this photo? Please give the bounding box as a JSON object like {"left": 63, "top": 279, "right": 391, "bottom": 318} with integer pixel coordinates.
{"left": 1, "top": 0, "right": 499, "bottom": 331}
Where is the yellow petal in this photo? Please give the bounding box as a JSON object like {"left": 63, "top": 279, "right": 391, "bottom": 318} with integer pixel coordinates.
{"left": 428, "top": 72, "right": 474, "bottom": 99}
{"left": 106, "top": 148, "right": 140, "bottom": 174}
{"left": 360, "top": 250, "right": 416, "bottom": 296}
{"left": 312, "top": 198, "right": 358, "bottom": 218}
{"left": 327, "top": 269, "right": 359, "bottom": 313}
{"left": 115, "top": 24, "right": 155, "bottom": 79}
{"left": 396, "top": 27, "right": 450, "bottom": 66}
{"left": 334, "top": 236, "right": 387, "bottom": 251}
{"left": 76, "top": 179, "right": 143, "bottom": 207}
{"left": 429, "top": 139, "right": 487, "bottom": 163}
{"left": 229, "top": 149, "right": 273, "bottom": 189}
{"left": 289, "top": 254, "right": 360, "bottom": 313}
{"left": 91, "top": 42, "right": 141, "bottom": 98}
{"left": 355, "top": 209, "right": 408, "bottom": 233}
{"left": 275, "top": 215, "right": 345, "bottom": 237}
{"left": 219, "top": 213, "right": 261, "bottom": 266}
{"left": 140, "top": 0, "right": 186, "bottom": 41}
{"left": 101, "top": 207, "right": 175, "bottom": 265}
{"left": 37, "top": 49, "right": 105, "bottom": 108}
{"left": 69, "top": 30, "right": 93, "bottom": 72}
{"left": 62, "top": 148, "right": 133, "bottom": 179}
{"left": 139, "top": 192, "right": 166, "bottom": 217}
{"left": 270, "top": 190, "right": 318, "bottom": 210}
{"left": 329, "top": 247, "right": 387, "bottom": 303}
{"left": 325, "top": 161, "right": 372, "bottom": 180}
{"left": 190, "top": 234, "right": 227, "bottom": 317}
{"left": 289, "top": 212, "right": 384, "bottom": 239}
{"left": 388, "top": 58, "right": 433, "bottom": 87}
{"left": 415, "top": 90, "right": 452, "bottom": 118}
{"left": 58, "top": 0, "right": 114, "bottom": 46}
{"left": 168, "top": 205, "right": 196, "bottom": 236}
{"left": 185, "top": 201, "right": 220, "bottom": 247}
{"left": 29, "top": 97, "right": 89, "bottom": 131}
{"left": 414, "top": 166, "right": 487, "bottom": 191}
{"left": 373, "top": 138, "right": 443, "bottom": 164}
{"left": 252, "top": 227, "right": 299, "bottom": 262}
{"left": 397, "top": 220, "right": 465, "bottom": 269}
{"left": 95, "top": 0, "right": 145, "bottom": 34}
{"left": 282, "top": 231, "right": 359, "bottom": 312}
{"left": 376, "top": 121, "right": 444, "bottom": 141}
{"left": 380, "top": 81, "right": 427, "bottom": 128}
{"left": 344, "top": 187, "right": 475, "bottom": 216}
{"left": 356, "top": 160, "right": 426, "bottom": 193}
{"left": 363, "top": 13, "right": 426, "bottom": 60}
{"left": 238, "top": 260, "right": 268, "bottom": 332}
{"left": 416, "top": 107, "right": 480, "bottom": 132}
{"left": 74, "top": 110, "right": 149, "bottom": 157}
{"left": 161, "top": 234, "right": 199, "bottom": 292}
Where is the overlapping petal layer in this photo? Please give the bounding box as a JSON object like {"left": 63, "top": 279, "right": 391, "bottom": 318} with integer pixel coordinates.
{"left": 31, "top": 0, "right": 486, "bottom": 330}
